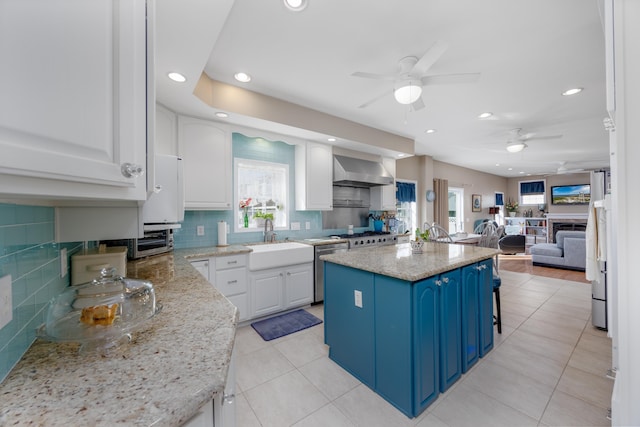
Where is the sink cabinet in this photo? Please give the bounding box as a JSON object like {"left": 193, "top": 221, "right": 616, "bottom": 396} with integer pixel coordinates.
{"left": 250, "top": 263, "right": 313, "bottom": 319}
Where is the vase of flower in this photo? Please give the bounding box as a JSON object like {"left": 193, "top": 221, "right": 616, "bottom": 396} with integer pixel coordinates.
{"left": 505, "top": 199, "right": 518, "bottom": 217}
{"left": 239, "top": 198, "right": 252, "bottom": 228}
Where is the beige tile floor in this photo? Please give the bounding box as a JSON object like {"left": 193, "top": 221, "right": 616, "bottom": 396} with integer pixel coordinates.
{"left": 234, "top": 270, "right": 613, "bottom": 427}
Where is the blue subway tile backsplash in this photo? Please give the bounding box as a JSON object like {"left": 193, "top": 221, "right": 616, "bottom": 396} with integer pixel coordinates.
{"left": 0, "top": 203, "right": 83, "bottom": 383}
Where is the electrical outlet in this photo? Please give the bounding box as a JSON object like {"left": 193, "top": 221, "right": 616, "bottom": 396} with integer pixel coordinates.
{"left": 197, "top": 225, "right": 205, "bottom": 236}
{"left": 60, "top": 248, "right": 68, "bottom": 278}
{"left": 291, "top": 222, "right": 301, "bottom": 230}
{"left": 354, "top": 290, "right": 363, "bottom": 308}
{"left": 305, "top": 222, "right": 311, "bottom": 230}
{"left": 0, "top": 275, "right": 12, "bottom": 330}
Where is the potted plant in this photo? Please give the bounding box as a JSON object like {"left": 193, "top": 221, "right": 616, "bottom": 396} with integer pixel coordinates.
{"left": 253, "top": 211, "right": 274, "bottom": 228}
{"left": 411, "top": 228, "right": 430, "bottom": 254}
{"left": 505, "top": 199, "right": 519, "bottom": 217}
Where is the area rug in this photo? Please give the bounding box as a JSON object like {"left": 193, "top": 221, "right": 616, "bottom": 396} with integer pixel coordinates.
{"left": 251, "top": 309, "right": 322, "bottom": 341}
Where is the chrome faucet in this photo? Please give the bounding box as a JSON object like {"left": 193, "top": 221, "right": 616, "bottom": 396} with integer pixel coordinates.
{"left": 264, "top": 218, "right": 276, "bottom": 242}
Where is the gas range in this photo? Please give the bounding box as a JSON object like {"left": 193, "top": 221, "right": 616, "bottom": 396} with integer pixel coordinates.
{"left": 331, "top": 231, "right": 398, "bottom": 249}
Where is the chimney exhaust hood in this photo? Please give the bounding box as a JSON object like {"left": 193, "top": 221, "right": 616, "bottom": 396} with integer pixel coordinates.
{"left": 333, "top": 155, "right": 394, "bottom": 187}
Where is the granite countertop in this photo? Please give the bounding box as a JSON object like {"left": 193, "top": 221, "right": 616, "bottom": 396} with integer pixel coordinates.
{"left": 320, "top": 242, "right": 500, "bottom": 282}
{"left": 0, "top": 246, "right": 246, "bottom": 427}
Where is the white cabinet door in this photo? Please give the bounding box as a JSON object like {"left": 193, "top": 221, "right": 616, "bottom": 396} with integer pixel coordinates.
{"left": 190, "top": 260, "right": 211, "bottom": 280}
{"left": 250, "top": 269, "right": 284, "bottom": 318}
{"left": 284, "top": 263, "right": 313, "bottom": 308}
{"left": 371, "top": 157, "right": 397, "bottom": 211}
{"left": 179, "top": 117, "right": 232, "bottom": 210}
{"left": 0, "top": 0, "right": 148, "bottom": 201}
{"left": 295, "top": 142, "right": 333, "bottom": 210}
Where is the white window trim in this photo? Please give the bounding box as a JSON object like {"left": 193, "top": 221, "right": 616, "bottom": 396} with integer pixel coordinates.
{"left": 518, "top": 178, "right": 547, "bottom": 206}
{"left": 234, "top": 157, "right": 289, "bottom": 233}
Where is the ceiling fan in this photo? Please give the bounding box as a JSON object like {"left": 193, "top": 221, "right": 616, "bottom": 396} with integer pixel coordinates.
{"left": 504, "top": 128, "right": 563, "bottom": 153}
{"left": 352, "top": 40, "right": 480, "bottom": 111}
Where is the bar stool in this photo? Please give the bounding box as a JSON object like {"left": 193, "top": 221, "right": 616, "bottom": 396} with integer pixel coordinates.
{"left": 493, "top": 272, "right": 502, "bottom": 334}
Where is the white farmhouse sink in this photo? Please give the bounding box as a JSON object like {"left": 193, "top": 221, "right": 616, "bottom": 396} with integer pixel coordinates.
{"left": 247, "top": 242, "right": 314, "bottom": 271}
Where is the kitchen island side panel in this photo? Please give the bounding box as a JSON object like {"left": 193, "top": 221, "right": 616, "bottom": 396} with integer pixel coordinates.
{"left": 324, "top": 263, "right": 376, "bottom": 387}
{"left": 374, "top": 274, "right": 414, "bottom": 416}
{"left": 479, "top": 258, "right": 494, "bottom": 357}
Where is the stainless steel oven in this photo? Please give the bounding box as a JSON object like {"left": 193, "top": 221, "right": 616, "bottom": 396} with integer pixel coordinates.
{"left": 103, "top": 228, "right": 175, "bottom": 259}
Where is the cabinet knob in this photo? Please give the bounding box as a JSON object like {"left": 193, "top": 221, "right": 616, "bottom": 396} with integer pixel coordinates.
{"left": 121, "top": 163, "right": 145, "bottom": 178}
{"left": 442, "top": 277, "right": 449, "bottom": 284}
{"left": 287, "top": 272, "right": 291, "bottom": 276}
{"left": 223, "top": 393, "right": 235, "bottom": 405}
{"left": 435, "top": 280, "right": 442, "bottom": 286}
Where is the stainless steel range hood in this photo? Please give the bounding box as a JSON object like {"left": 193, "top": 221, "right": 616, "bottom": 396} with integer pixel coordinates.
{"left": 333, "top": 155, "right": 394, "bottom": 187}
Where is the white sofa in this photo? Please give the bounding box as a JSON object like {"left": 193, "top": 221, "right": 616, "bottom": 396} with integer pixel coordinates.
{"left": 530, "top": 230, "right": 586, "bottom": 271}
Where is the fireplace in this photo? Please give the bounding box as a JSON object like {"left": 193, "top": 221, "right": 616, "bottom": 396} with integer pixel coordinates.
{"left": 545, "top": 214, "right": 588, "bottom": 243}
{"left": 552, "top": 222, "right": 587, "bottom": 242}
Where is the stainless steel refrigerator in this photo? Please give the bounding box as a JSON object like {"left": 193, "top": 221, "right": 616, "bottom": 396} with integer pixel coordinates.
{"left": 587, "top": 170, "right": 611, "bottom": 330}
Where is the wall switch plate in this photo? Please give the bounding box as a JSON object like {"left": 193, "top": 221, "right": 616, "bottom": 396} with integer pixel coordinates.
{"left": 0, "top": 275, "right": 12, "bottom": 330}
{"left": 60, "top": 248, "right": 68, "bottom": 278}
{"left": 354, "top": 290, "right": 363, "bottom": 308}
{"left": 305, "top": 222, "right": 311, "bottom": 230}
{"left": 197, "top": 225, "right": 205, "bottom": 236}
{"left": 291, "top": 222, "right": 301, "bottom": 230}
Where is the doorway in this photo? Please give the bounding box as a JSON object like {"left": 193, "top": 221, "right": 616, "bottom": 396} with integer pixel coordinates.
{"left": 448, "top": 187, "right": 464, "bottom": 233}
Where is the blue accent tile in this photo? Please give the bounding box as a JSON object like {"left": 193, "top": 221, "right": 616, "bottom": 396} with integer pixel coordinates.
{"left": 0, "top": 203, "right": 81, "bottom": 383}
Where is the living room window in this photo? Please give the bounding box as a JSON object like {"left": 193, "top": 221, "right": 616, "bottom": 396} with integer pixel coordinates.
{"left": 519, "top": 179, "right": 546, "bottom": 205}
{"left": 235, "top": 158, "right": 288, "bottom": 232}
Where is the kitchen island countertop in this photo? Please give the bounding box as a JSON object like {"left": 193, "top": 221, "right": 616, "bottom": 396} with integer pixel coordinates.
{"left": 320, "top": 242, "right": 500, "bottom": 282}
{"left": 0, "top": 245, "right": 249, "bottom": 426}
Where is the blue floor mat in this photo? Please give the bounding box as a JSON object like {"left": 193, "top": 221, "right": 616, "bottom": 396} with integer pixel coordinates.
{"left": 251, "top": 309, "right": 322, "bottom": 341}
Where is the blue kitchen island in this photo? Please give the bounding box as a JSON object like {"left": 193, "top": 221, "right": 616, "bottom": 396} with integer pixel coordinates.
{"left": 321, "top": 242, "right": 500, "bottom": 418}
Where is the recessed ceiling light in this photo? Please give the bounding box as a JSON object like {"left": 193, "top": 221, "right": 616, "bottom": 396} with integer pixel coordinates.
{"left": 478, "top": 112, "right": 493, "bottom": 119}
{"left": 215, "top": 112, "right": 229, "bottom": 118}
{"left": 327, "top": 137, "right": 336, "bottom": 142}
{"left": 167, "top": 72, "right": 186, "bottom": 83}
{"left": 425, "top": 129, "right": 436, "bottom": 134}
{"left": 562, "top": 87, "right": 583, "bottom": 96}
{"left": 283, "top": 0, "right": 308, "bottom": 11}
{"left": 398, "top": 154, "right": 406, "bottom": 158}
{"left": 519, "top": 171, "right": 525, "bottom": 174}
{"left": 508, "top": 167, "right": 513, "bottom": 171}
{"left": 234, "top": 72, "right": 251, "bottom": 83}
{"left": 495, "top": 163, "right": 500, "bottom": 167}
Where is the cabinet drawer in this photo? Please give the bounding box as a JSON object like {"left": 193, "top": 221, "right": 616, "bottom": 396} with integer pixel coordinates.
{"left": 215, "top": 254, "right": 246, "bottom": 270}
{"left": 215, "top": 268, "right": 247, "bottom": 296}
{"left": 227, "top": 293, "right": 248, "bottom": 322}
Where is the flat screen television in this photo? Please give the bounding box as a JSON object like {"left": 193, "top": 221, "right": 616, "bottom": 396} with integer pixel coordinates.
{"left": 550, "top": 184, "right": 591, "bottom": 205}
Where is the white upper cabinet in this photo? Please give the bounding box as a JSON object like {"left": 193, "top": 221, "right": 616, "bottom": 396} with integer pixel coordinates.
{"left": 371, "top": 157, "right": 397, "bottom": 211}
{"left": 295, "top": 141, "right": 333, "bottom": 210}
{"left": 179, "top": 116, "right": 232, "bottom": 210}
{"left": 155, "top": 104, "right": 178, "bottom": 156}
{"left": 0, "top": 0, "right": 149, "bottom": 201}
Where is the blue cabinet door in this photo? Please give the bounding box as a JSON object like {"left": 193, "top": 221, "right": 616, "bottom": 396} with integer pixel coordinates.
{"left": 439, "top": 269, "right": 462, "bottom": 392}
{"left": 324, "top": 263, "right": 376, "bottom": 387}
{"left": 478, "top": 258, "right": 494, "bottom": 356}
{"left": 461, "top": 264, "right": 480, "bottom": 372}
{"left": 413, "top": 276, "right": 440, "bottom": 414}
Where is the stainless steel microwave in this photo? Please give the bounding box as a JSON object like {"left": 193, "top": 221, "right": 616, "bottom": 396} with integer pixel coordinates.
{"left": 103, "top": 228, "right": 175, "bottom": 259}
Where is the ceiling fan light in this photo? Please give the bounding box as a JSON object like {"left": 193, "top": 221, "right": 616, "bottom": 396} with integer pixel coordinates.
{"left": 506, "top": 141, "right": 527, "bottom": 153}
{"left": 394, "top": 82, "right": 422, "bottom": 105}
